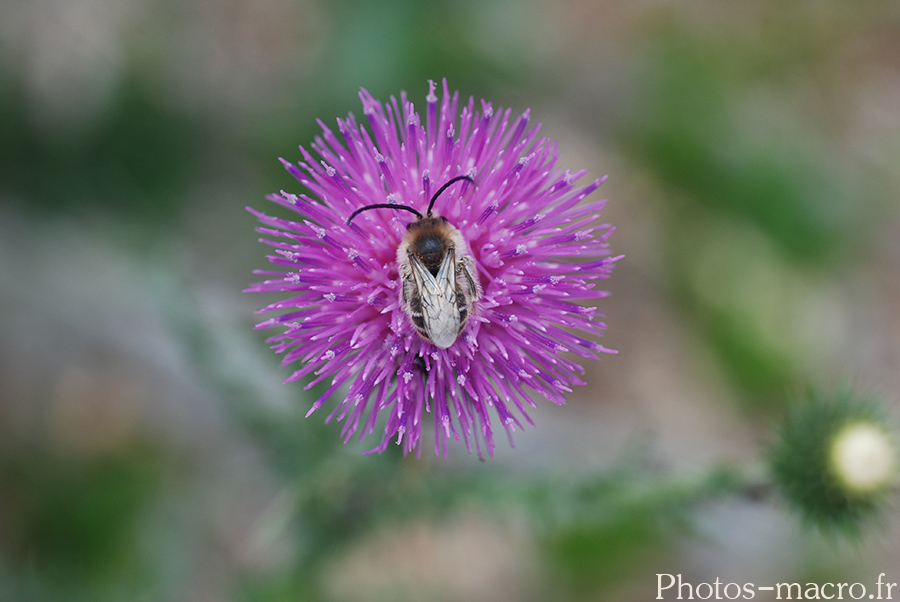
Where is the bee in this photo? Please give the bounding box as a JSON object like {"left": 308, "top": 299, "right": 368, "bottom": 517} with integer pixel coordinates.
{"left": 348, "top": 175, "right": 483, "bottom": 349}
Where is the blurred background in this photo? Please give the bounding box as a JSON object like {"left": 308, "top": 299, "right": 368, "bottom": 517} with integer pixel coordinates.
{"left": 2, "top": 0, "right": 900, "bottom": 600}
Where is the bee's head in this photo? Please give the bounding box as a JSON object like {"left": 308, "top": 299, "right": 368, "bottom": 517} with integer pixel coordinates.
{"left": 408, "top": 217, "right": 450, "bottom": 274}
{"left": 413, "top": 234, "right": 447, "bottom": 265}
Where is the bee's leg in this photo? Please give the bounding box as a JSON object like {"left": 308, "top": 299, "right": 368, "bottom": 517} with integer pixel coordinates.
{"left": 457, "top": 256, "right": 483, "bottom": 300}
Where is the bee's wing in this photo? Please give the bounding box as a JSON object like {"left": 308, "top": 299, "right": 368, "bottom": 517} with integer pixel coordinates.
{"left": 400, "top": 260, "right": 431, "bottom": 345}
{"left": 410, "top": 249, "right": 460, "bottom": 349}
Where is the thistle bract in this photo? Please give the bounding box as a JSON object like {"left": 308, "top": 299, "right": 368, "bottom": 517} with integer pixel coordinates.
{"left": 247, "top": 80, "right": 618, "bottom": 457}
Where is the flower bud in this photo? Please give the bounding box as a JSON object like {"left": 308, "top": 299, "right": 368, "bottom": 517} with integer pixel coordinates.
{"left": 769, "top": 389, "right": 897, "bottom": 535}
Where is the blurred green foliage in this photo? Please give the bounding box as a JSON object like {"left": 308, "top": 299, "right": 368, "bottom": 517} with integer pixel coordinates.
{"left": 622, "top": 17, "right": 884, "bottom": 405}
{"left": 0, "top": 79, "right": 208, "bottom": 222}
{"left": 628, "top": 29, "right": 858, "bottom": 264}
{"left": 0, "top": 440, "right": 164, "bottom": 599}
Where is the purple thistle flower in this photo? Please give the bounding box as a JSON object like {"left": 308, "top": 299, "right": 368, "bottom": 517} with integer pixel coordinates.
{"left": 247, "top": 80, "right": 619, "bottom": 457}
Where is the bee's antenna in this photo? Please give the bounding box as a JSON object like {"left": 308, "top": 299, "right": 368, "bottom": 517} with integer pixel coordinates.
{"left": 347, "top": 203, "right": 423, "bottom": 225}
{"left": 426, "top": 175, "right": 474, "bottom": 216}
{"left": 346, "top": 175, "right": 473, "bottom": 225}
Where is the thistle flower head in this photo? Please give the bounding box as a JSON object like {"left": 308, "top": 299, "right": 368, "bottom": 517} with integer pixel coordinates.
{"left": 247, "top": 80, "right": 618, "bottom": 457}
